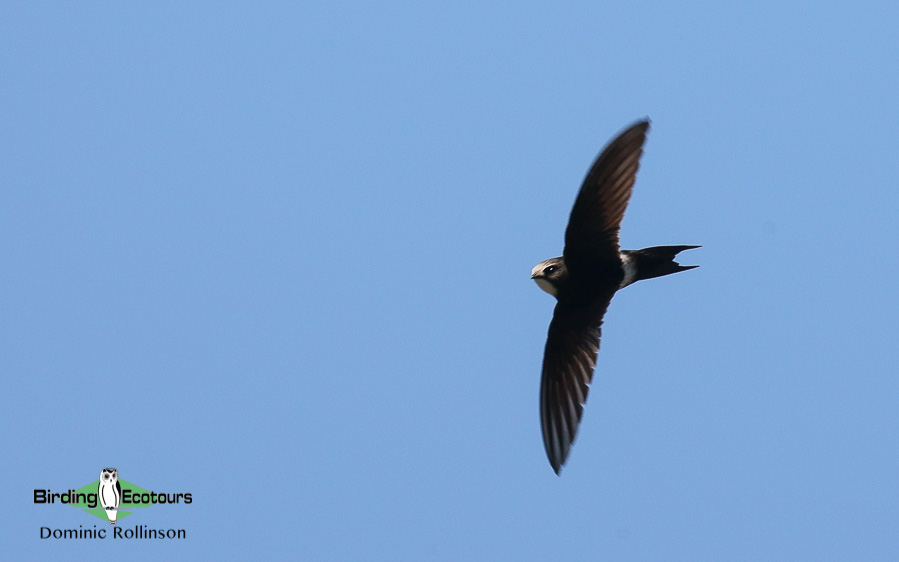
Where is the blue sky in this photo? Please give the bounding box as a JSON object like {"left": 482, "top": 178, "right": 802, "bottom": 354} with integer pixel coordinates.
{"left": 3, "top": 2, "right": 898, "bottom": 560}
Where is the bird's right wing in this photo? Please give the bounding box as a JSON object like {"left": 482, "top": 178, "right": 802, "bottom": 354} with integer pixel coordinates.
{"left": 540, "top": 291, "right": 615, "bottom": 474}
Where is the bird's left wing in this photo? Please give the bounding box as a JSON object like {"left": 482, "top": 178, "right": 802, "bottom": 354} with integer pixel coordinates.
{"left": 563, "top": 120, "right": 649, "bottom": 279}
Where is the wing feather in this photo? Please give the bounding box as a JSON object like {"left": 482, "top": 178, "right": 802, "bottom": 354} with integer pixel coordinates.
{"left": 540, "top": 293, "right": 615, "bottom": 474}
{"left": 563, "top": 120, "right": 649, "bottom": 279}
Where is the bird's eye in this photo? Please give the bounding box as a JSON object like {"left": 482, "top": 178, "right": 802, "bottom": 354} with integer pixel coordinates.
{"left": 545, "top": 266, "right": 556, "bottom": 274}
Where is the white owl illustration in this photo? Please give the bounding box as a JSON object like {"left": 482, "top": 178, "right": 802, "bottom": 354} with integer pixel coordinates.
{"left": 98, "top": 468, "right": 122, "bottom": 525}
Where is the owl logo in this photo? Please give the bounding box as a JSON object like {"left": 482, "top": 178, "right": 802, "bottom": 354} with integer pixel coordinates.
{"left": 98, "top": 468, "right": 122, "bottom": 525}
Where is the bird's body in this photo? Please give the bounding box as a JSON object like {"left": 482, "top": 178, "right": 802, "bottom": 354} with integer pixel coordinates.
{"left": 531, "top": 120, "right": 698, "bottom": 474}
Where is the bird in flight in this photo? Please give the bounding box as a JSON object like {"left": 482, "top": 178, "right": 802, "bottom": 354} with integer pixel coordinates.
{"left": 531, "top": 119, "right": 699, "bottom": 474}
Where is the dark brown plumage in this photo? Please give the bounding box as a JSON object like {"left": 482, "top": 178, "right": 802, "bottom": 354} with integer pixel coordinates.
{"left": 531, "top": 119, "right": 698, "bottom": 474}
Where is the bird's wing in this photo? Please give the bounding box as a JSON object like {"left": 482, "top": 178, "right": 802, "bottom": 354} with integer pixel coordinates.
{"left": 563, "top": 120, "right": 649, "bottom": 278}
{"left": 540, "top": 291, "right": 616, "bottom": 474}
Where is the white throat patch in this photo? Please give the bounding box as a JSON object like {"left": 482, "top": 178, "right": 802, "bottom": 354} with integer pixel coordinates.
{"left": 534, "top": 277, "right": 558, "bottom": 297}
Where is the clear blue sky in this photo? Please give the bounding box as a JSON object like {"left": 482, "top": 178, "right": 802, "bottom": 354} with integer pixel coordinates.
{"left": 3, "top": 2, "right": 898, "bottom": 560}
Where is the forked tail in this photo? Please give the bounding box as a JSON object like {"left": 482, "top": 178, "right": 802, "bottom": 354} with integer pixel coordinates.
{"left": 624, "top": 245, "right": 700, "bottom": 284}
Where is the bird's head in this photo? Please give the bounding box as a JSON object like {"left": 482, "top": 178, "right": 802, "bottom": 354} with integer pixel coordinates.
{"left": 531, "top": 257, "right": 567, "bottom": 297}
